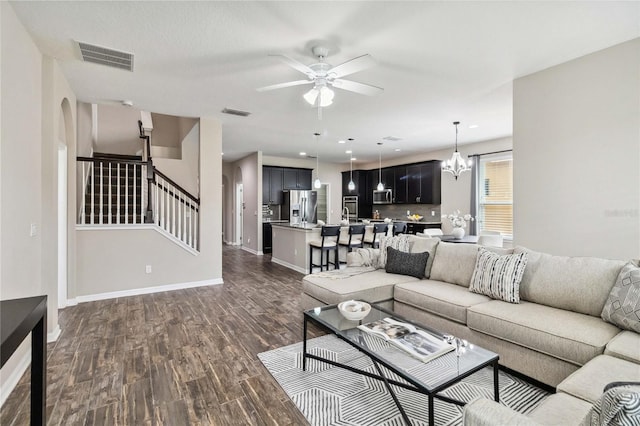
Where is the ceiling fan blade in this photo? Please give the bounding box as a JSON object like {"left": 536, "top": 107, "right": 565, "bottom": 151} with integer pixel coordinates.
{"left": 332, "top": 79, "right": 384, "bottom": 96}
{"left": 269, "top": 54, "right": 315, "bottom": 76}
{"left": 327, "top": 54, "right": 376, "bottom": 78}
{"left": 256, "top": 80, "right": 314, "bottom": 92}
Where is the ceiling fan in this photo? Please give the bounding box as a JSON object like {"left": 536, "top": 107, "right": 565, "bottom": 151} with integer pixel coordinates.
{"left": 257, "top": 46, "right": 383, "bottom": 110}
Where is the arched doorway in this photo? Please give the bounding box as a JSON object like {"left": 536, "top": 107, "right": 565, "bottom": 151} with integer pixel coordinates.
{"left": 58, "top": 98, "right": 73, "bottom": 308}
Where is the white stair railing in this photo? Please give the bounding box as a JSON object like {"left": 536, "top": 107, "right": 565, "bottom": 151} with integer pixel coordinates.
{"left": 77, "top": 156, "right": 200, "bottom": 251}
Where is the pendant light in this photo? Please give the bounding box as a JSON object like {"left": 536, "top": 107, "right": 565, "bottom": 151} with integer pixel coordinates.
{"left": 347, "top": 138, "right": 355, "bottom": 191}
{"left": 376, "top": 142, "right": 384, "bottom": 191}
{"left": 442, "top": 121, "right": 472, "bottom": 180}
{"left": 313, "top": 132, "right": 322, "bottom": 188}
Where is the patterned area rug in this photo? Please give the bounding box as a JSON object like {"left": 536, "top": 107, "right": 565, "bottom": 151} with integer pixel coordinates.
{"left": 258, "top": 334, "right": 550, "bottom": 426}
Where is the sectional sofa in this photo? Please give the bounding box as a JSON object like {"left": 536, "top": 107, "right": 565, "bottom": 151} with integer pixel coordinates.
{"left": 301, "top": 235, "right": 640, "bottom": 423}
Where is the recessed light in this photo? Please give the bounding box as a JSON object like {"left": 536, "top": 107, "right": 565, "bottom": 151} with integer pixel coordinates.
{"left": 338, "top": 140, "right": 346, "bottom": 144}
{"left": 299, "top": 152, "right": 306, "bottom": 156}
{"left": 345, "top": 150, "right": 352, "bottom": 154}
{"left": 221, "top": 152, "right": 224, "bottom": 156}
{"left": 351, "top": 157, "right": 357, "bottom": 161}
{"left": 121, "top": 100, "right": 133, "bottom": 107}
{"left": 469, "top": 124, "right": 479, "bottom": 129}
{"left": 394, "top": 148, "right": 401, "bottom": 152}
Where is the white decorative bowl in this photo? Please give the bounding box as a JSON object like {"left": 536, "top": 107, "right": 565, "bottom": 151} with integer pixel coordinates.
{"left": 362, "top": 219, "right": 371, "bottom": 225}
{"left": 338, "top": 300, "right": 371, "bottom": 321}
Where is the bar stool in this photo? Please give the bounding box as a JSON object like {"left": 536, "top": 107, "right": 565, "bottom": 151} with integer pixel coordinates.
{"left": 339, "top": 224, "right": 366, "bottom": 253}
{"left": 309, "top": 225, "right": 341, "bottom": 272}
{"left": 393, "top": 222, "right": 407, "bottom": 236}
{"left": 363, "top": 223, "right": 389, "bottom": 248}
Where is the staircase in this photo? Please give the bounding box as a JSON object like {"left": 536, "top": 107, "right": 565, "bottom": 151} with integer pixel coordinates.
{"left": 77, "top": 152, "right": 200, "bottom": 252}
{"left": 79, "top": 153, "right": 146, "bottom": 225}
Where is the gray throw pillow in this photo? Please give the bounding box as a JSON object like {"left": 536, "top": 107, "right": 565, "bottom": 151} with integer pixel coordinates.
{"left": 385, "top": 247, "right": 429, "bottom": 279}
{"left": 601, "top": 262, "right": 640, "bottom": 333}
{"left": 378, "top": 235, "right": 411, "bottom": 268}
{"left": 469, "top": 248, "right": 528, "bottom": 303}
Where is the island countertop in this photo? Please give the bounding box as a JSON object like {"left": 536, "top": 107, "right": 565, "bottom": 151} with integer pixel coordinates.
{"left": 270, "top": 222, "right": 321, "bottom": 231}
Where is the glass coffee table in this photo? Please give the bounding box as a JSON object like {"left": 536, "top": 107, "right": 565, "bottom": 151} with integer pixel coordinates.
{"left": 303, "top": 302, "right": 499, "bottom": 426}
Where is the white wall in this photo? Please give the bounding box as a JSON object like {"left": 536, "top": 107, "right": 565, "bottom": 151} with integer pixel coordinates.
{"left": 513, "top": 38, "right": 640, "bottom": 259}
{"left": 153, "top": 122, "right": 200, "bottom": 196}
{"left": 0, "top": 2, "right": 76, "bottom": 397}
{"left": 95, "top": 104, "right": 142, "bottom": 155}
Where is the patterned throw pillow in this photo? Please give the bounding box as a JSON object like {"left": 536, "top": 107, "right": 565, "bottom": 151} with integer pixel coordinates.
{"left": 584, "top": 383, "right": 640, "bottom": 426}
{"left": 385, "top": 247, "right": 429, "bottom": 279}
{"left": 469, "top": 248, "right": 528, "bottom": 303}
{"left": 378, "top": 235, "right": 411, "bottom": 268}
{"left": 601, "top": 262, "right": 640, "bottom": 333}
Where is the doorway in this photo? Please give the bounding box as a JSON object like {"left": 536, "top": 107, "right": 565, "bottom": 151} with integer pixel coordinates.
{"left": 57, "top": 144, "right": 68, "bottom": 308}
{"left": 236, "top": 183, "right": 243, "bottom": 245}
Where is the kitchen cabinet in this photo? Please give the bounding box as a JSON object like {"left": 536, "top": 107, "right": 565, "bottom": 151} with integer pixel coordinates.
{"left": 393, "top": 161, "right": 441, "bottom": 204}
{"left": 283, "top": 168, "right": 312, "bottom": 190}
{"left": 341, "top": 170, "right": 372, "bottom": 219}
{"left": 262, "top": 222, "right": 272, "bottom": 253}
{"left": 262, "top": 166, "right": 284, "bottom": 205}
{"left": 381, "top": 168, "right": 395, "bottom": 192}
{"left": 406, "top": 222, "right": 442, "bottom": 234}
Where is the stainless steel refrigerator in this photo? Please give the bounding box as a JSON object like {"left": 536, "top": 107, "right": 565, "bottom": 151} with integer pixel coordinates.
{"left": 282, "top": 190, "right": 317, "bottom": 225}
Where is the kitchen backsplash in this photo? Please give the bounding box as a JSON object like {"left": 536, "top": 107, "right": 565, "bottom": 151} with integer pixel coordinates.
{"left": 374, "top": 204, "right": 441, "bottom": 222}
{"left": 262, "top": 204, "right": 281, "bottom": 220}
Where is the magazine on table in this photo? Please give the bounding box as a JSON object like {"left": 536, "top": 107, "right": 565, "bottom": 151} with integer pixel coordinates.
{"left": 358, "top": 317, "right": 454, "bottom": 362}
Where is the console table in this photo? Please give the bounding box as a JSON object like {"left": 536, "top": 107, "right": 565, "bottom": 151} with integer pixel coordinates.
{"left": 1, "top": 296, "right": 47, "bottom": 425}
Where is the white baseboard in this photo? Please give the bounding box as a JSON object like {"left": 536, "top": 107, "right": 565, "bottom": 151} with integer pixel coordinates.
{"left": 241, "top": 246, "right": 260, "bottom": 255}
{"left": 0, "top": 349, "right": 31, "bottom": 408}
{"left": 75, "top": 278, "right": 224, "bottom": 303}
{"left": 47, "top": 325, "right": 61, "bottom": 343}
{"left": 271, "top": 257, "right": 308, "bottom": 275}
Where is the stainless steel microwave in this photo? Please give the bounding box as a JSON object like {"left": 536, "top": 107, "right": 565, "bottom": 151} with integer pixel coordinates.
{"left": 373, "top": 189, "right": 393, "bottom": 204}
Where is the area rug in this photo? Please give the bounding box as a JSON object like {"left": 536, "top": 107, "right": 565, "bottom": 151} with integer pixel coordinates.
{"left": 258, "top": 334, "right": 550, "bottom": 426}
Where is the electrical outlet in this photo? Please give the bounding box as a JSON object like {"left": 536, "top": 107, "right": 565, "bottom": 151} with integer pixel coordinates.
{"left": 294, "top": 249, "right": 298, "bottom": 255}
{"left": 247, "top": 238, "right": 251, "bottom": 243}
{"left": 431, "top": 211, "right": 436, "bottom": 216}
{"left": 30, "top": 223, "right": 37, "bottom": 237}
{"left": 145, "top": 265, "right": 152, "bottom": 274}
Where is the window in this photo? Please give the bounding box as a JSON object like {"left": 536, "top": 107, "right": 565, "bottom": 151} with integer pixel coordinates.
{"left": 477, "top": 152, "right": 513, "bottom": 238}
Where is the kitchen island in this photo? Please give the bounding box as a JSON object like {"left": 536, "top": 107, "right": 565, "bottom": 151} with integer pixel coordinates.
{"left": 270, "top": 223, "right": 322, "bottom": 274}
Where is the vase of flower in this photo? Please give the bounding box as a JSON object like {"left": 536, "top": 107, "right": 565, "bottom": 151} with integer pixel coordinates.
{"left": 451, "top": 227, "right": 465, "bottom": 239}
{"left": 444, "top": 210, "right": 474, "bottom": 239}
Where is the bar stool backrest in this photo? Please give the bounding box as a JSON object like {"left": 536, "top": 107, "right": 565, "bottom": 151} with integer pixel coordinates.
{"left": 393, "top": 222, "right": 407, "bottom": 236}
{"left": 320, "top": 225, "right": 341, "bottom": 246}
{"left": 373, "top": 223, "right": 388, "bottom": 236}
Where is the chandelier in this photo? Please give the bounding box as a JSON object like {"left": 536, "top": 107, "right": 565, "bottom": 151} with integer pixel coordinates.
{"left": 442, "top": 121, "right": 472, "bottom": 180}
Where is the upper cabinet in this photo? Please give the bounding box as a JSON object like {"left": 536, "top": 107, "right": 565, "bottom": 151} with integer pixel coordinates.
{"left": 263, "top": 166, "right": 284, "bottom": 205}
{"left": 391, "top": 161, "right": 441, "bottom": 204}
{"left": 283, "top": 167, "right": 312, "bottom": 190}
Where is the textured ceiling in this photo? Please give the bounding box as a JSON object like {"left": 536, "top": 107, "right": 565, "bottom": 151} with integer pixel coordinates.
{"left": 10, "top": 1, "right": 640, "bottom": 163}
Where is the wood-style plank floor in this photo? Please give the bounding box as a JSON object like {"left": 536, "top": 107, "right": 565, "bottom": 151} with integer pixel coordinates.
{"left": 1, "top": 246, "right": 323, "bottom": 425}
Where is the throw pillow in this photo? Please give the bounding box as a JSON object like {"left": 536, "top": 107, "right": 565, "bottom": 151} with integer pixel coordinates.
{"left": 584, "top": 383, "right": 640, "bottom": 426}
{"left": 469, "top": 248, "right": 528, "bottom": 303}
{"left": 378, "top": 234, "right": 411, "bottom": 268}
{"left": 601, "top": 262, "right": 640, "bottom": 333}
{"left": 385, "top": 247, "right": 429, "bottom": 279}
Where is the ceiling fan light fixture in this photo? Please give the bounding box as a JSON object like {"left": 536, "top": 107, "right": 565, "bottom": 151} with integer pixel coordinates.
{"left": 303, "top": 88, "right": 319, "bottom": 105}
{"left": 319, "top": 86, "right": 334, "bottom": 107}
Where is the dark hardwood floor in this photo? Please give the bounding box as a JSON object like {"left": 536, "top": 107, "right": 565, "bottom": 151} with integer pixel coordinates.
{"left": 1, "top": 246, "right": 323, "bottom": 425}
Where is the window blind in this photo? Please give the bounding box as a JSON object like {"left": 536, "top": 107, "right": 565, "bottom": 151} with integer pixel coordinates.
{"left": 478, "top": 153, "right": 513, "bottom": 237}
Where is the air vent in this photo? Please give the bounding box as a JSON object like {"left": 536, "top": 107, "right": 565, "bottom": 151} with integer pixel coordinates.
{"left": 383, "top": 136, "right": 402, "bottom": 142}
{"left": 222, "top": 108, "right": 251, "bottom": 117}
{"left": 78, "top": 42, "right": 134, "bottom": 71}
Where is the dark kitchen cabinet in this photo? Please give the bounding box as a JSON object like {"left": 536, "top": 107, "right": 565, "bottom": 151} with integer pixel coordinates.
{"left": 262, "top": 222, "right": 272, "bottom": 253}
{"left": 341, "top": 170, "right": 372, "bottom": 218}
{"left": 381, "top": 168, "right": 395, "bottom": 192}
{"left": 394, "top": 166, "right": 408, "bottom": 203}
{"left": 283, "top": 168, "right": 312, "bottom": 190}
{"left": 395, "top": 161, "right": 441, "bottom": 204}
{"left": 262, "top": 166, "right": 284, "bottom": 205}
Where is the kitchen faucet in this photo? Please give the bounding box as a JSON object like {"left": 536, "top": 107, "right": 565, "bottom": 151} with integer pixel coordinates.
{"left": 342, "top": 206, "right": 350, "bottom": 222}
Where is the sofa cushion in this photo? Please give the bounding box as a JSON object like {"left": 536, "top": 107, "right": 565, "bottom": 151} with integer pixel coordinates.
{"left": 514, "top": 247, "right": 625, "bottom": 316}
{"left": 408, "top": 235, "right": 440, "bottom": 278}
{"left": 601, "top": 262, "right": 640, "bottom": 332}
{"left": 430, "top": 242, "right": 480, "bottom": 287}
{"left": 527, "top": 393, "right": 592, "bottom": 426}
{"left": 302, "top": 269, "right": 418, "bottom": 305}
{"left": 605, "top": 331, "right": 640, "bottom": 363}
{"left": 467, "top": 300, "right": 621, "bottom": 366}
{"left": 378, "top": 235, "right": 411, "bottom": 268}
{"left": 469, "top": 248, "right": 528, "bottom": 303}
{"left": 557, "top": 355, "right": 640, "bottom": 404}
{"left": 394, "top": 280, "right": 492, "bottom": 324}
{"left": 385, "top": 247, "right": 429, "bottom": 279}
